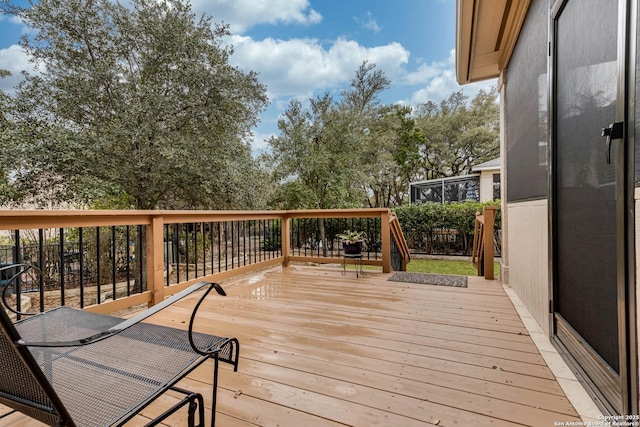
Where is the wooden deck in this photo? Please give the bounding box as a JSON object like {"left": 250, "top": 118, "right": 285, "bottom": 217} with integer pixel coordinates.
{"left": 0, "top": 265, "right": 582, "bottom": 426}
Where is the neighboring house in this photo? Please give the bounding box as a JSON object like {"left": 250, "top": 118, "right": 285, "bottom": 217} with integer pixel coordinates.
{"left": 472, "top": 157, "right": 501, "bottom": 202}
{"left": 409, "top": 157, "right": 501, "bottom": 204}
{"left": 456, "top": 0, "right": 637, "bottom": 415}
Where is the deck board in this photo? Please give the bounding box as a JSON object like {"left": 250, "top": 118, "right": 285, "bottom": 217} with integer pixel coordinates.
{"left": 0, "top": 266, "right": 582, "bottom": 426}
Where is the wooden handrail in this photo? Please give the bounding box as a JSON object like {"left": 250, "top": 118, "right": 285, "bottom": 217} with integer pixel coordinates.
{"left": 472, "top": 206, "right": 497, "bottom": 280}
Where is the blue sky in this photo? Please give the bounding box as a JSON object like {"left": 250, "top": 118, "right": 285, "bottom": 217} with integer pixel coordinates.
{"left": 0, "top": 0, "right": 495, "bottom": 154}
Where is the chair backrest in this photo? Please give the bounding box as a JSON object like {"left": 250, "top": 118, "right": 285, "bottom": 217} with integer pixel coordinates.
{"left": 0, "top": 282, "right": 72, "bottom": 425}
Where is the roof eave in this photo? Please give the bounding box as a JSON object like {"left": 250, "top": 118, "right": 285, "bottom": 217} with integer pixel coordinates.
{"left": 455, "top": 0, "right": 532, "bottom": 85}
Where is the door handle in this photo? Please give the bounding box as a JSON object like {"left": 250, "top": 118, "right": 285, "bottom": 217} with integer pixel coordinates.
{"left": 601, "top": 122, "right": 623, "bottom": 164}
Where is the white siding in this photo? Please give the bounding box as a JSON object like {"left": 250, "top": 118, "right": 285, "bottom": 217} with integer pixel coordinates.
{"left": 506, "top": 200, "right": 550, "bottom": 335}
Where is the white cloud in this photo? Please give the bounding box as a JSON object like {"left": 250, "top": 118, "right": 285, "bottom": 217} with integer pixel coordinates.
{"left": 402, "top": 58, "right": 450, "bottom": 86}
{"left": 402, "top": 49, "right": 496, "bottom": 105}
{"left": 356, "top": 12, "right": 381, "bottom": 34}
{"left": 191, "top": 0, "right": 322, "bottom": 33}
{"left": 229, "top": 35, "right": 410, "bottom": 100}
{"left": 0, "top": 12, "right": 23, "bottom": 26}
{"left": 0, "top": 45, "right": 32, "bottom": 94}
{"left": 248, "top": 131, "right": 275, "bottom": 155}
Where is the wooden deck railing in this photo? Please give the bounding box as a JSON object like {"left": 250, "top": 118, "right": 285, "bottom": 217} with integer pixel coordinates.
{"left": 472, "top": 205, "right": 497, "bottom": 280}
{"left": 389, "top": 213, "right": 411, "bottom": 271}
{"left": 0, "top": 209, "right": 409, "bottom": 315}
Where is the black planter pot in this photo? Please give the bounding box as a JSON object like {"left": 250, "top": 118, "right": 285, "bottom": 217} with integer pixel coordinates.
{"left": 343, "top": 242, "right": 363, "bottom": 255}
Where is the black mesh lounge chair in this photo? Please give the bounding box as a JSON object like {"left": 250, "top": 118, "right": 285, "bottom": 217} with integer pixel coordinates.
{"left": 0, "top": 263, "right": 239, "bottom": 427}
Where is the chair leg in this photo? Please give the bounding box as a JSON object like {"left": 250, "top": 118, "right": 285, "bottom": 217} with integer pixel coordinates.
{"left": 145, "top": 387, "right": 204, "bottom": 427}
{"left": 188, "top": 393, "right": 205, "bottom": 427}
{"left": 187, "top": 393, "right": 204, "bottom": 427}
{"left": 211, "top": 355, "right": 220, "bottom": 427}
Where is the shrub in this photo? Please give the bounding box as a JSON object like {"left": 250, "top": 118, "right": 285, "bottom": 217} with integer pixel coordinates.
{"left": 393, "top": 201, "right": 500, "bottom": 255}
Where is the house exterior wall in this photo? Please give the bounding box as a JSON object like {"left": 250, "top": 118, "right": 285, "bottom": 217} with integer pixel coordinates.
{"left": 501, "top": 0, "right": 549, "bottom": 333}
{"left": 478, "top": 170, "right": 496, "bottom": 202}
{"left": 506, "top": 200, "right": 550, "bottom": 334}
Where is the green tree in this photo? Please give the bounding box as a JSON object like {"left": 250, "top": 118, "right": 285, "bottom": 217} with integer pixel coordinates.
{"left": 414, "top": 87, "right": 499, "bottom": 180}
{"left": 3, "top": 0, "right": 268, "bottom": 209}
{"left": 267, "top": 62, "right": 390, "bottom": 210}
{"left": 267, "top": 93, "right": 364, "bottom": 210}
{"left": 361, "top": 104, "right": 424, "bottom": 207}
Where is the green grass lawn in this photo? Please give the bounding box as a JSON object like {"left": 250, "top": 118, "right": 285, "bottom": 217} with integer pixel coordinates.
{"left": 407, "top": 258, "right": 500, "bottom": 277}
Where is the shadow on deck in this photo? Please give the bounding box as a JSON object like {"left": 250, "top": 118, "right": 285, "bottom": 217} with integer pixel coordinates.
{"left": 1, "top": 265, "right": 582, "bottom": 426}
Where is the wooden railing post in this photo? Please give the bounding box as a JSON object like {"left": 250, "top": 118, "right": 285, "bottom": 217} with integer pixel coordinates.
{"left": 381, "top": 210, "right": 392, "bottom": 273}
{"left": 281, "top": 214, "right": 290, "bottom": 267}
{"left": 147, "top": 214, "right": 165, "bottom": 307}
{"left": 483, "top": 206, "right": 497, "bottom": 281}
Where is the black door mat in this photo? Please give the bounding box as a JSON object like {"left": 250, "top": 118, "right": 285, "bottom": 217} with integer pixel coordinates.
{"left": 388, "top": 272, "right": 468, "bottom": 288}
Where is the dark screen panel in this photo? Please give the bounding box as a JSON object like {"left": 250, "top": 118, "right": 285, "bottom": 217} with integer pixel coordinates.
{"left": 505, "top": 0, "right": 548, "bottom": 202}
{"left": 636, "top": 2, "right": 640, "bottom": 184}
{"left": 554, "top": 0, "right": 619, "bottom": 373}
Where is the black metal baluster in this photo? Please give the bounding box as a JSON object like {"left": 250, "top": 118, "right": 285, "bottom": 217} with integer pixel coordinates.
{"left": 175, "top": 224, "right": 180, "bottom": 284}
{"left": 236, "top": 221, "right": 239, "bottom": 266}
{"left": 193, "top": 223, "right": 198, "bottom": 278}
{"left": 248, "top": 221, "right": 252, "bottom": 265}
{"left": 254, "top": 220, "right": 258, "bottom": 263}
{"left": 127, "top": 226, "right": 133, "bottom": 295}
{"left": 111, "top": 226, "right": 117, "bottom": 300}
{"left": 300, "top": 218, "right": 303, "bottom": 256}
{"left": 328, "top": 218, "right": 333, "bottom": 258}
{"left": 236, "top": 221, "right": 239, "bottom": 267}
{"left": 376, "top": 218, "right": 381, "bottom": 259}
{"left": 302, "top": 219, "right": 307, "bottom": 257}
{"left": 185, "top": 223, "right": 190, "bottom": 281}
{"left": 13, "top": 231, "right": 21, "bottom": 318}
{"left": 258, "top": 220, "right": 262, "bottom": 262}
{"left": 224, "top": 222, "right": 229, "bottom": 271}
{"left": 141, "top": 225, "right": 146, "bottom": 292}
{"left": 163, "top": 224, "right": 168, "bottom": 287}
{"left": 217, "top": 222, "right": 222, "bottom": 273}
{"left": 202, "top": 223, "right": 207, "bottom": 276}
{"left": 96, "top": 227, "right": 101, "bottom": 305}
{"left": 38, "top": 229, "right": 45, "bottom": 312}
{"left": 268, "top": 219, "right": 271, "bottom": 259}
{"left": 231, "top": 221, "right": 236, "bottom": 269}
{"left": 240, "top": 221, "right": 245, "bottom": 266}
{"left": 316, "top": 218, "right": 320, "bottom": 258}
{"left": 238, "top": 221, "right": 242, "bottom": 266}
{"left": 242, "top": 221, "right": 246, "bottom": 266}
{"left": 366, "top": 218, "right": 375, "bottom": 259}
{"left": 59, "top": 228, "right": 65, "bottom": 306}
{"left": 272, "top": 219, "right": 276, "bottom": 259}
{"left": 79, "top": 228, "right": 84, "bottom": 307}
{"left": 278, "top": 219, "right": 282, "bottom": 258}
{"left": 209, "top": 222, "right": 216, "bottom": 274}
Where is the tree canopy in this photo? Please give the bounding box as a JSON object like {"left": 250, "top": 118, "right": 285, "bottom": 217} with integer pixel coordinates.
{"left": 0, "top": 70, "right": 15, "bottom": 204}
{"left": 414, "top": 87, "right": 500, "bottom": 180}
{"left": 2, "top": 0, "right": 268, "bottom": 209}
{"left": 0, "top": 0, "right": 499, "bottom": 211}
{"left": 266, "top": 62, "right": 390, "bottom": 210}
{"left": 265, "top": 62, "right": 499, "bottom": 209}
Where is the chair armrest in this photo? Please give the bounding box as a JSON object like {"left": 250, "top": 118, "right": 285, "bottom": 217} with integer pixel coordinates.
{"left": 109, "top": 281, "right": 225, "bottom": 333}
{"left": 16, "top": 281, "right": 226, "bottom": 348}
{"left": 1, "top": 263, "right": 43, "bottom": 317}
{"left": 188, "top": 282, "right": 229, "bottom": 356}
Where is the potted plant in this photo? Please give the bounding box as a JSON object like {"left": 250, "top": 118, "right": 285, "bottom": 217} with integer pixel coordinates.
{"left": 337, "top": 230, "right": 367, "bottom": 254}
